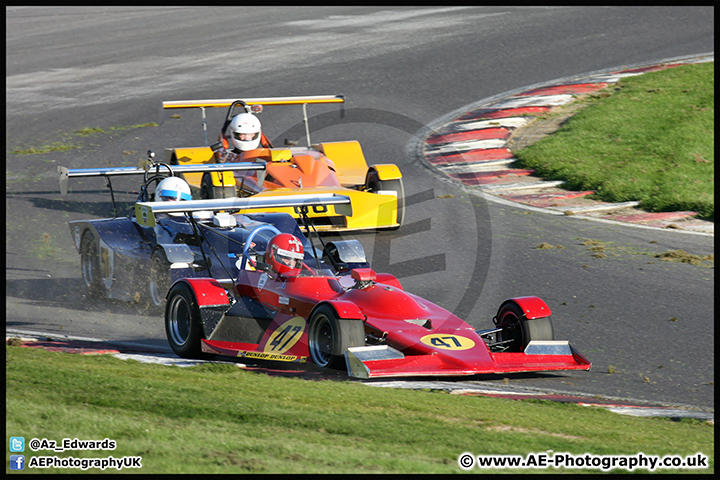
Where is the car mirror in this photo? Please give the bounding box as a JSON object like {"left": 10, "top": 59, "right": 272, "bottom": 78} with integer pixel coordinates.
{"left": 256, "top": 261, "right": 273, "bottom": 273}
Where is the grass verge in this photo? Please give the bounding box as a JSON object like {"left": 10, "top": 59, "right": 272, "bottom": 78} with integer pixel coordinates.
{"left": 515, "top": 62, "right": 714, "bottom": 220}
{"left": 6, "top": 346, "right": 713, "bottom": 474}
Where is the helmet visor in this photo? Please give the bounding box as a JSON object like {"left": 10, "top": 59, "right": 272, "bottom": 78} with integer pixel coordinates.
{"left": 159, "top": 189, "right": 192, "bottom": 201}
{"left": 275, "top": 247, "right": 304, "bottom": 269}
{"left": 233, "top": 131, "right": 260, "bottom": 141}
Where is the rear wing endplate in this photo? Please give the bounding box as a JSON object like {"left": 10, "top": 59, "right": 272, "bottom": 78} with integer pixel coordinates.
{"left": 135, "top": 193, "right": 352, "bottom": 228}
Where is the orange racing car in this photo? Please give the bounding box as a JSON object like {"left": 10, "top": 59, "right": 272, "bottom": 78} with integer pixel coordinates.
{"left": 163, "top": 95, "right": 404, "bottom": 232}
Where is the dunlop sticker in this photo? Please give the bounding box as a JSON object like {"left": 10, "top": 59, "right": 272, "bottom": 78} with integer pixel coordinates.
{"left": 238, "top": 351, "right": 307, "bottom": 363}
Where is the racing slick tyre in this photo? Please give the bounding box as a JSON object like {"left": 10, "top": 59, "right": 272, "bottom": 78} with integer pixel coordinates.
{"left": 165, "top": 282, "right": 205, "bottom": 358}
{"left": 80, "top": 230, "right": 106, "bottom": 298}
{"left": 366, "top": 171, "right": 405, "bottom": 228}
{"left": 308, "top": 304, "right": 365, "bottom": 370}
{"left": 496, "top": 302, "right": 554, "bottom": 352}
{"left": 200, "top": 173, "right": 235, "bottom": 199}
{"left": 148, "top": 249, "right": 171, "bottom": 310}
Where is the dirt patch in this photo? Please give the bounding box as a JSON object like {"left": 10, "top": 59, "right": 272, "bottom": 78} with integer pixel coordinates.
{"left": 655, "top": 249, "right": 714, "bottom": 266}
{"left": 507, "top": 101, "right": 590, "bottom": 152}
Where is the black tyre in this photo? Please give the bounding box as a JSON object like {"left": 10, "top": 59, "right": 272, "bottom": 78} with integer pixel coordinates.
{"left": 148, "top": 249, "right": 170, "bottom": 309}
{"left": 366, "top": 171, "right": 405, "bottom": 228}
{"left": 200, "top": 173, "right": 235, "bottom": 199}
{"left": 165, "top": 282, "right": 204, "bottom": 358}
{"left": 496, "top": 302, "right": 554, "bottom": 352}
{"left": 80, "top": 230, "right": 106, "bottom": 297}
{"left": 307, "top": 305, "right": 365, "bottom": 370}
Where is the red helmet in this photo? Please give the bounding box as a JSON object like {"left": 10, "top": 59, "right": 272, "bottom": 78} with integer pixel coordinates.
{"left": 266, "top": 233, "right": 304, "bottom": 277}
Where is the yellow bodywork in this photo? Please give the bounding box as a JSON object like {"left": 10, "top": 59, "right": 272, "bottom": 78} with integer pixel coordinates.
{"left": 166, "top": 147, "right": 217, "bottom": 187}
{"left": 314, "top": 141, "right": 369, "bottom": 186}
{"left": 244, "top": 186, "right": 399, "bottom": 232}
{"left": 373, "top": 163, "right": 402, "bottom": 181}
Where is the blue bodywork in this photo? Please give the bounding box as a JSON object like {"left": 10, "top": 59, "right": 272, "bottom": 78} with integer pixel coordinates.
{"left": 69, "top": 210, "right": 322, "bottom": 304}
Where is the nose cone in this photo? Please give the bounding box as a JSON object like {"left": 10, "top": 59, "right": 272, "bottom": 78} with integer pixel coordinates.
{"left": 343, "top": 284, "right": 431, "bottom": 319}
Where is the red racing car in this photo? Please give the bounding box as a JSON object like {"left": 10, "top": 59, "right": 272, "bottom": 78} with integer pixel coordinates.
{"left": 139, "top": 199, "right": 591, "bottom": 379}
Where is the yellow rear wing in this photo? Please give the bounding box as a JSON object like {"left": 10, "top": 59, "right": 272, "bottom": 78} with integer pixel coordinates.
{"left": 161, "top": 95, "right": 345, "bottom": 146}
{"left": 162, "top": 95, "right": 345, "bottom": 110}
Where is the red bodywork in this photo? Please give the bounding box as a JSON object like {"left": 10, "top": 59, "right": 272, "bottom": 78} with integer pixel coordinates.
{"left": 183, "top": 268, "right": 590, "bottom": 378}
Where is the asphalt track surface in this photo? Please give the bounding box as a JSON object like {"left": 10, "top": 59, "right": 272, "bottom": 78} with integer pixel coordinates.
{"left": 6, "top": 7, "right": 715, "bottom": 410}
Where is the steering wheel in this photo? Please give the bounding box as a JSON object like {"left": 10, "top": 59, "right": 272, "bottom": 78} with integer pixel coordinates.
{"left": 239, "top": 224, "right": 282, "bottom": 272}
{"left": 140, "top": 162, "right": 175, "bottom": 201}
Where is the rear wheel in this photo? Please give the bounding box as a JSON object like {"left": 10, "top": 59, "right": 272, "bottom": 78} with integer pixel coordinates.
{"left": 496, "top": 302, "right": 553, "bottom": 352}
{"left": 366, "top": 171, "right": 405, "bottom": 228}
{"left": 80, "top": 230, "right": 105, "bottom": 297}
{"left": 165, "top": 282, "right": 204, "bottom": 358}
{"left": 308, "top": 305, "right": 364, "bottom": 370}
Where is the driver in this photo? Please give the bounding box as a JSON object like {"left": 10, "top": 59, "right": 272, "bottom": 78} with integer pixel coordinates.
{"left": 265, "top": 233, "right": 305, "bottom": 277}
{"left": 229, "top": 112, "right": 262, "bottom": 152}
{"left": 155, "top": 176, "right": 203, "bottom": 219}
{"left": 156, "top": 176, "right": 192, "bottom": 202}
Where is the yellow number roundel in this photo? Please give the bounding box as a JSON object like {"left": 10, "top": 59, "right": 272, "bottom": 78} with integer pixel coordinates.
{"left": 420, "top": 334, "right": 475, "bottom": 351}
{"left": 264, "top": 316, "right": 306, "bottom": 354}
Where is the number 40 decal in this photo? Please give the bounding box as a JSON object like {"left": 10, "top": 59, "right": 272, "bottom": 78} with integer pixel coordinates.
{"left": 294, "top": 205, "right": 328, "bottom": 214}
{"left": 420, "top": 334, "right": 475, "bottom": 351}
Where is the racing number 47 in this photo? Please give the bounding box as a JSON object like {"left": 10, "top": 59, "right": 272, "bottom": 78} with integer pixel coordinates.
{"left": 431, "top": 336, "right": 463, "bottom": 348}
{"left": 268, "top": 324, "right": 303, "bottom": 352}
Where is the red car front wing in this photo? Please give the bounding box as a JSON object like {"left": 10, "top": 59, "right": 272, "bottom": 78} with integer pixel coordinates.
{"left": 200, "top": 336, "right": 591, "bottom": 379}
{"left": 344, "top": 340, "right": 591, "bottom": 379}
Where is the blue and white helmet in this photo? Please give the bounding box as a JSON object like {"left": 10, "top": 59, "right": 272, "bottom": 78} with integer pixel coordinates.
{"left": 156, "top": 176, "right": 192, "bottom": 202}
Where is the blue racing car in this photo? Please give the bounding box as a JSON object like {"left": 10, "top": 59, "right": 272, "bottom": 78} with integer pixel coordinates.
{"left": 59, "top": 155, "right": 368, "bottom": 308}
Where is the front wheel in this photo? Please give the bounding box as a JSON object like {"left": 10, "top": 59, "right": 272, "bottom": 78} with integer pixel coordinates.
{"left": 496, "top": 302, "right": 553, "bottom": 352}
{"left": 165, "top": 282, "right": 204, "bottom": 358}
{"left": 307, "top": 305, "right": 365, "bottom": 370}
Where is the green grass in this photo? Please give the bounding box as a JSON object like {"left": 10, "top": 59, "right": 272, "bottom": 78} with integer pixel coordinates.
{"left": 6, "top": 346, "right": 713, "bottom": 474}
{"left": 516, "top": 62, "right": 714, "bottom": 220}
